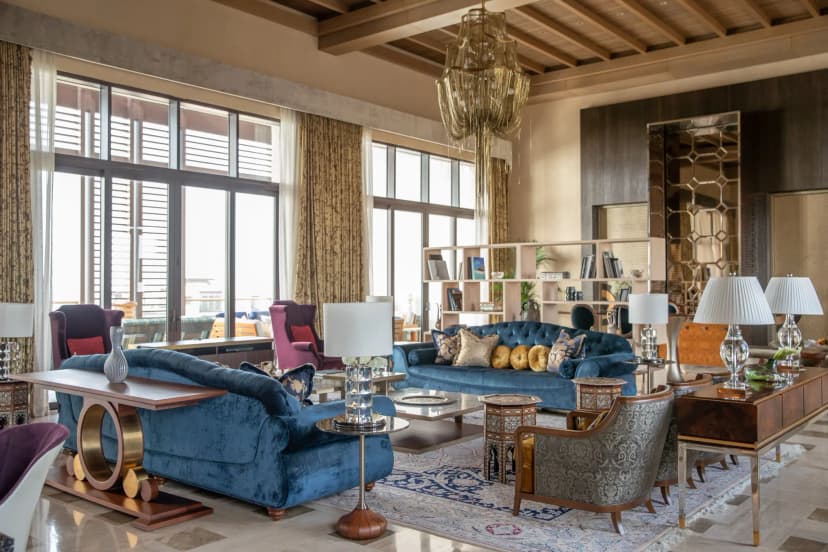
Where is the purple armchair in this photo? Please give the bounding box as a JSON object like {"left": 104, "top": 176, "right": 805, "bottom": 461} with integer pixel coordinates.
{"left": 50, "top": 304, "right": 124, "bottom": 369}
{"left": 269, "top": 300, "right": 344, "bottom": 372}
{"left": 0, "top": 423, "right": 69, "bottom": 549}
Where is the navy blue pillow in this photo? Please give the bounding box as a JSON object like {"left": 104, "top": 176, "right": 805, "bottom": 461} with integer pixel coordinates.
{"left": 557, "top": 358, "right": 581, "bottom": 379}
{"left": 239, "top": 362, "right": 315, "bottom": 406}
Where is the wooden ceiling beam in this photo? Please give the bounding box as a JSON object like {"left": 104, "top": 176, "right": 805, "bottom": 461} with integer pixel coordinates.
{"left": 514, "top": 5, "right": 611, "bottom": 60}
{"left": 305, "top": 0, "right": 351, "bottom": 14}
{"left": 506, "top": 25, "right": 578, "bottom": 67}
{"left": 365, "top": 44, "right": 444, "bottom": 77}
{"left": 556, "top": 0, "right": 648, "bottom": 53}
{"left": 212, "top": 0, "right": 318, "bottom": 35}
{"left": 615, "top": 0, "right": 685, "bottom": 46}
{"left": 318, "top": 0, "right": 540, "bottom": 54}
{"left": 530, "top": 15, "right": 828, "bottom": 98}
{"left": 799, "top": 0, "right": 820, "bottom": 17}
{"left": 675, "top": 0, "right": 728, "bottom": 37}
{"left": 430, "top": 29, "right": 546, "bottom": 75}
{"left": 739, "top": 0, "right": 772, "bottom": 28}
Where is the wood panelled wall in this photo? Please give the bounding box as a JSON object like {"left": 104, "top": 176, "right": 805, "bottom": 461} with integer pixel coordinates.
{"left": 581, "top": 69, "right": 828, "bottom": 289}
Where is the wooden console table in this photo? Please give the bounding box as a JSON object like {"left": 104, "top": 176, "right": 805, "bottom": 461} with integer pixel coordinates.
{"left": 13, "top": 369, "right": 226, "bottom": 530}
{"left": 676, "top": 367, "right": 828, "bottom": 546}
{"left": 137, "top": 336, "right": 273, "bottom": 366}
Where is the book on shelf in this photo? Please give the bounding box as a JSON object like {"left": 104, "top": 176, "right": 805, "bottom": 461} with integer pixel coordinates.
{"left": 601, "top": 251, "right": 624, "bottom": 278}
{"left": 446, "top": 287, "right": 463, "bottom": 311}
{"left": 468, "top": 256, "right": 486, "bottom": 280}
{"left": 580, "top": 254, "right": 596, "bottom": 279}
{"left": 427, "top": 259, "right": 451, "bottom": 280}
{"left": 540, "top": 271, "right": 570, "bottom": 280}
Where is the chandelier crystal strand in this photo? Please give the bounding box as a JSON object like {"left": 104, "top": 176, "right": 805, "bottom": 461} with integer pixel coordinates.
{"left": 436, "top": 3, "right": 530, "bottom": 233}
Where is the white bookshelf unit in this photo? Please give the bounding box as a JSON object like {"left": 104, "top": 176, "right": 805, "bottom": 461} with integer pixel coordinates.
{"left": 424, "top": 238, "right": 666, "bottom": 331}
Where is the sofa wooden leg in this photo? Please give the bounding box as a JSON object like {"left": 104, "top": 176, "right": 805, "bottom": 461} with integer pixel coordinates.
{"left": 730, "top": 455, "right": 739, "bottom": 465}
{"left": 267, "top": 508, "right": 286, "bottom": 521}
{"left": 610, "top": 511, "right": 624, "bottom": 535}
{"left": 513, "top": 497, "right": 521, "bottom": 516}
{"left": 365, "top": 482, "right": 375, "bottom": 492}
{"left": 696, "top": 464, "right": 706, "bottom": 482}
{"left": 645, "top": 499, "right": 656, "bottom": 514}
{"left": 719, "top": 459, "right": 729, "bottom": 470}
{"left": 660, "top": 486, "right": 671, "bottom": 506}
{"left": 687, "top": 477, "right": 696, "bottom": 490}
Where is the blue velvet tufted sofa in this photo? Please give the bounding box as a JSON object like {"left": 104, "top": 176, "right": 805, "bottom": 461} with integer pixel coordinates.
{"left": 56, "top": 349, "right": 395, "bottom": 517}
{"left": 392, "top": 321, "right": 636, "bottom": 410}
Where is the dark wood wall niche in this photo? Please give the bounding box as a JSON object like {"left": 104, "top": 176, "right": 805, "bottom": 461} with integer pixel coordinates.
{"left": 580, "top": 69, "right": 828, "bottom": 340}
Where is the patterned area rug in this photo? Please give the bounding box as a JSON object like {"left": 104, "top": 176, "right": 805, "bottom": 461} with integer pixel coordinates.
{"left": 315, "top": 412, "right": 804, "bottom": 552}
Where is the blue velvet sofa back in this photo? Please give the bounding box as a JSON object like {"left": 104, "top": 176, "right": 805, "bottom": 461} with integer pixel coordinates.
{"left": 56, "top": 349, "right": 395, "bottom": 510}
{"left": 393, "top": 321, "right": 635, "bottom": 410}
{"left": 438, "top": 321, "right": 631, "bottom": 356}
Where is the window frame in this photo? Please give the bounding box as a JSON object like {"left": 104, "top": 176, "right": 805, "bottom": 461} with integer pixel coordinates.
{"left": 54, "top": 73, "right": 280, "bottom": 340}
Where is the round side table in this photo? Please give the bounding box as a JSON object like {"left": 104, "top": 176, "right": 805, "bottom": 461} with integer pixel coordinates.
{"left": 316, "top": 416, "right": 409, "bottom": 540}
{"left": 572, "top": 377, "right": 627, "bottom": 411}
{"left": 625, "top": 357, "right": 673, "bottom": 394}
{"left": 480, "top": 394, "right": 541, "bottom": 483}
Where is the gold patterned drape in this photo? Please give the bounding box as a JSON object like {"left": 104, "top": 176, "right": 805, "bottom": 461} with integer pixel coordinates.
{"left": 488, "top": 157, "right": 512, "bottom": 273}
{"left": 293, "top": 113, "right": 365, "bottom": 334}
{"left": 0, "top": 41, "right": 33, "bottom": 374}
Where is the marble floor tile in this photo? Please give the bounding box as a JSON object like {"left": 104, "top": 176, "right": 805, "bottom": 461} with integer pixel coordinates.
{"left": 778, "top": 536, "right": 828, "bottom": 552}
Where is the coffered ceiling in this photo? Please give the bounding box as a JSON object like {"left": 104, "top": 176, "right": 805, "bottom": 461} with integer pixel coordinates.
{"left": 214, "top": 0, "right": 828, "bottom": 97}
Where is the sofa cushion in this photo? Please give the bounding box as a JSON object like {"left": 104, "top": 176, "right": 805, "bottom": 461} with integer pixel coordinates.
{"left": 547, "top": 330, "right": 586, "bottom": 373}
{"left": 510, "top": 345, "right": 530, "bottom": 370}
{"left": 491, "top": 345, "right": 511, "bottom": 369}
{"left": 529, "top": 345, "right": 550, "bottom": 372}
{"left": 67, "top": 336, "right": 105, "bottom": 356}
{"left": 557, "top": 358, "right": 582, "bottom": 379}
{"left": 454, "top": 328, "right": 499, "bottom": 366}
{"left": 432, "top": 330, "right": 461, "bottom": 364}
{"left": 290, "top": 325, "right": 318, "bottom": 351}
{"left": 240, "top": 362, "right": 315, "bottom": 405}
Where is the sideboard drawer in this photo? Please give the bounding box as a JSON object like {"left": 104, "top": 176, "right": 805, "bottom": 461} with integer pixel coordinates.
{"left": 804, "top": 379, "right": 822, "bottom": 414}
{"left": 782, "top": 386, "right": 804, "bottom": 428}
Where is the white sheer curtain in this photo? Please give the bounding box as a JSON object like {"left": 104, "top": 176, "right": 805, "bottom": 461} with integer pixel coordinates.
{"left": 361, "top": 127, "right": 373, "bottom": 294}
{"left": 278, "top": 108, "right": 300, "bottom": 299}
{"left": 29, "top": 49, "right": 55, "bottom": 417}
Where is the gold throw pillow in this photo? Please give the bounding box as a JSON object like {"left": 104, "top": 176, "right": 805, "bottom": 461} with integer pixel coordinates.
{"left": 528, "top": 345, "right": 551, "bottom": 372}
{"left": 491, "top": 345, "right": 512, "bottom": 369}
{"left": 454, "top": 328, "right": 500, "bottom": 366}
{"left": 510, "top": 345, "right": 530, "bottom": 370}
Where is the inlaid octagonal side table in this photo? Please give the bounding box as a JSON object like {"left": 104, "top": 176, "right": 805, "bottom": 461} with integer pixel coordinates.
{"left": 480, "top": 394, "right": 541, "bottom": 483}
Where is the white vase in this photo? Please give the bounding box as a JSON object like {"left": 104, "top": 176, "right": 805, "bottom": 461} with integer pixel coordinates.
{"left": 103, "top": 326, "right": 129, "bottom": 383}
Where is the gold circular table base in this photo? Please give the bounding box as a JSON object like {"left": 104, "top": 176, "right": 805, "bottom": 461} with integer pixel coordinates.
{"left": 77, "top": 400, "right": 144, "bottom": 491}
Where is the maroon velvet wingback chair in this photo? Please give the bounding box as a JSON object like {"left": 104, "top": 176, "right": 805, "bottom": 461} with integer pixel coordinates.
{"left": 269, "top": 300, "right": 343, "bottom": 372}
{"left": 50, "top": 304, "right": 124, "bottom": 369}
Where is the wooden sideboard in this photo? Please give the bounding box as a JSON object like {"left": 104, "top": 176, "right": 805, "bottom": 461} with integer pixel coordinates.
{"left": 136, "top": 336, "right": 273, "bottom": 366}
{"left": 675, "top": 367, "right": 828, "bottom": 546}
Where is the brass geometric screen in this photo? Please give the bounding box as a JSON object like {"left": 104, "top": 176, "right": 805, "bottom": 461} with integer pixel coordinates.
{"left": 648, "top": 112, "right": 740, "bottom": 315}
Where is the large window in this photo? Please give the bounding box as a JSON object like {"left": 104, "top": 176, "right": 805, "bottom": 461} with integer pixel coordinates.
{"left": 370, "top": 143, "right": 474, "bottom": 341}
{"left": 52, "top": 76, "right": 279, "bottom": 343}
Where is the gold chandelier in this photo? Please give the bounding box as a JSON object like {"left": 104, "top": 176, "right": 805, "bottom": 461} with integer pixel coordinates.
{"left": 436, "top": 1, "right": 530, "bottom": 217}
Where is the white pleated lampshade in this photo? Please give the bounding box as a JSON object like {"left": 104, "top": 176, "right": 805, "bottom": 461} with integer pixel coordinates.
{"left": 0, "top": 303, "right": 34, "bottom": 337}
{"left": 629, "top": 294, "right": 668, "bottom": 324}
{"left": 323, "top": 302, "right": 393, "bottom": 357}
{"left": 764, "top": 276, "right": 824, "bottom": 316}
{"left": 693, "top": 276, "right": 774, "bottom": 325}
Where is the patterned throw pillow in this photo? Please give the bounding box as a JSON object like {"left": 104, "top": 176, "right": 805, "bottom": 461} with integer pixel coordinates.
{"left": 239, "top": 361, "right": 315, "bottom": 406}
{"left": 454, "top": 328, "right": 500, "bottom": 366}
{"left": 432, "top": 330, "right": 461, "bottom": 365}
{"left": 546, "top": 330, "right": 587, "bottom": 373}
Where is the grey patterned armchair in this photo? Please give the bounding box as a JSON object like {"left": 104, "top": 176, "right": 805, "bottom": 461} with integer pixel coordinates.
{"left": 653, "top": 374, "right": 714, "bottom": 505}
{"left": 513, "top": 386, "right": 673, "bottom": 535}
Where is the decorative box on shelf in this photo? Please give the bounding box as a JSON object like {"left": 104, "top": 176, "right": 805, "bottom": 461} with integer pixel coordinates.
{"left": 0, "top": 380, "right": 28, "bottom": 429}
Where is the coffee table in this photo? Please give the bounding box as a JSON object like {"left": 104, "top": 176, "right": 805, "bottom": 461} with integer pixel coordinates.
{"left": 387, "top": 388, "right": 483, "bottom": 454}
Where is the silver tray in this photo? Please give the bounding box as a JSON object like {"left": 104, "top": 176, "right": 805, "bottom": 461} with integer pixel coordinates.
{"left": 394, "top": 394, "right": 455, "bottom": 406}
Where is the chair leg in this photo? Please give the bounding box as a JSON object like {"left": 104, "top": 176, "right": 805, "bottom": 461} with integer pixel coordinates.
{"left": 513, "top": 496, "right": 522, "bottom": 516}
{"left": 365, "top": 482, "right": 375, "bottom": 492}
{"left": 687, "top": 477, "right": 696, "bottom": 490}
{"left": 660, "top": 486, "right": 671, "bottom": 506}
{"left": 267, "top": 508, "right": 286, "bottom": 521}
{"left": 610, "top": 511, "right": 625, "bottom": 535}
{"left": 696, "top": 464, "right": 706, "bottom": 482}
{"left": 645, "top": 499, "right": 656, "bottom": 514}
{"left": 730, "top": 455, "right": 739, "bottom": 465}
{"left": 719, "top": 459, "right": 729, "bottom": 470}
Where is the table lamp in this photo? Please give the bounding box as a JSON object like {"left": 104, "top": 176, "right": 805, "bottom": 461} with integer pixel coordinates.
{"left": 693, "top": 276, "right": 774, "bottom": 389}
{"left": 629, "top": 293, "right": 668, "bottom": 360}
{"left": 0, "top": 303, "right": 34, "bottom": 380}
{"left": 323, "top": 302, "right": 393, "bottom": 430}
{"left": 764, "top": 275, "right": 823, "bottom": 367}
